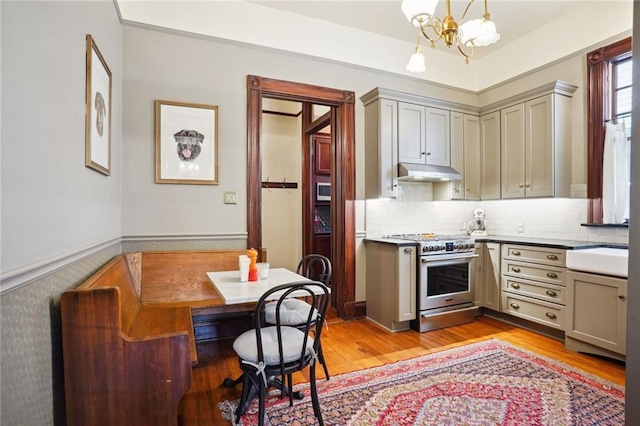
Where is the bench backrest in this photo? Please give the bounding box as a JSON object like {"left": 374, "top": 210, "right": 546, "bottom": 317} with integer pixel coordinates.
{"left": 80, "top": 255, "right": 140, "bottom": 334}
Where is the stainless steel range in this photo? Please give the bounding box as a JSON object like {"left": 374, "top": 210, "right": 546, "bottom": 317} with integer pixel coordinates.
{"left": 384, "top": 234, "right": 479, "bottom": 332}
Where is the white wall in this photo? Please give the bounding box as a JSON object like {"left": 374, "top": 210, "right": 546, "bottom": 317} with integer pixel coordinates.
{"left": 0, "top": 2, "right": 123, "bottom": 423}
{"left": 261, "top": 111, "right": 303, "bottom": 271}
{"left": 120, "top": 25, "right": 478, "bottom": 236}
{"left": 366, "top": 198, "right": 628, "bottom": 245}
{"left": 0, "top": 1, "right": 123, "bottom": 277}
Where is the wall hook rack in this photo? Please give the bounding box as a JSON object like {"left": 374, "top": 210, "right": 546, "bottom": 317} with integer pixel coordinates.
{"left": 261, "top": 177, "right": 298, "bottom": 189}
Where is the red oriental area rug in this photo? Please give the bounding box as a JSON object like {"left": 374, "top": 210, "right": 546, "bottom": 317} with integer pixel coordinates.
{"left": 219, "top": 339, "right": 625, "bottom": 425}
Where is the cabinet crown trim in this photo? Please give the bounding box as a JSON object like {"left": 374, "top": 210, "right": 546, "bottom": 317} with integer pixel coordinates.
{"left": 480, "top": 80, "right": 577, "bottom": 116}
{"left": 360, "top": 87, "right": 480, "bottom": 115}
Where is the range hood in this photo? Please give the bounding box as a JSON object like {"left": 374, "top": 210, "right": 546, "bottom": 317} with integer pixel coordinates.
{"left": 397, "top": 163, "right": 462, "bottom": 182}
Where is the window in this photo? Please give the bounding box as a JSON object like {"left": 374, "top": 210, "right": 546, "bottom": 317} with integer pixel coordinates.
{"left": 613, "top": 57, "right": 632, "bottom": 142}
{"left": 586, "top": 37, "right": 632, "bottom": 224}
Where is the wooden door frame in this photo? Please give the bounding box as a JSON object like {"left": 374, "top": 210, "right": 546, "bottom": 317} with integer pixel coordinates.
{"left": 246, "top": 75, "right": 357, "bottom": 319}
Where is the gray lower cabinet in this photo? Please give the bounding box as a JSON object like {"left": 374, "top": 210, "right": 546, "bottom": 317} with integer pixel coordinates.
{"left": 566, "top": 270, "right": 627, "bottom": 359}
{"left": 500, "top": 244, "right": 567, "bottom": 329}
{"left": 365, "top": 242, "right": 416, "bottom": 331}
{"left": 474, "top": 242, "right": 500, "bottom": 310}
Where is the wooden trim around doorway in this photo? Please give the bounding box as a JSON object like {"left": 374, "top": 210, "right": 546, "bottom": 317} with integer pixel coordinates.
{"left": 246, "top": 75, "right": 357, "bottom": 319}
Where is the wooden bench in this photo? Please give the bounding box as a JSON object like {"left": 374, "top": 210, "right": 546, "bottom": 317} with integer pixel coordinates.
{"left": 61, "top": 249, "right": 263, "bottom": 426}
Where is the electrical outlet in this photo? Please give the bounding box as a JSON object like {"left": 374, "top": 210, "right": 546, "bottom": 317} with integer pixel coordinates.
{"left": 223, "top": 191, "right": 237, "bottom": 205}
{"left": 517, "top": 223, "right": 525, "bottom": 233}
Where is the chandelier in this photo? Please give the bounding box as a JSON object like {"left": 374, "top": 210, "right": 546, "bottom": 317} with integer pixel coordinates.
{"left": 402, "top": 0, "right": 500, "bottom": 72}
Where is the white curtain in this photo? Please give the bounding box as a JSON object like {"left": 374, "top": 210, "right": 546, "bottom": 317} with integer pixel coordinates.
{"left": 602, "top": 122, "right": 629, "bottom": 224}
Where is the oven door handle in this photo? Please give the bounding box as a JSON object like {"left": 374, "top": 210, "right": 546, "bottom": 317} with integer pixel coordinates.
{"left": 420, "top": 253, "right": 478, "bottom": 266}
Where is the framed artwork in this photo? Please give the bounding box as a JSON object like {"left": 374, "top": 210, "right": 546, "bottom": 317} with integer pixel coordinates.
{"left": 155, "top": 100, "right": 219, "bottom": 185}
{"left": 85, "top": 34, "right": 112, "bottom": 175}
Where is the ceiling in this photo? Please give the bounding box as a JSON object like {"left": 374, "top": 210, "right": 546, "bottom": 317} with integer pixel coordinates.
{"left": 116, "top": 0, "right": 632, "bottom": 90}
{"left": 247, "top": 0, "right": 586, "bottom": 60}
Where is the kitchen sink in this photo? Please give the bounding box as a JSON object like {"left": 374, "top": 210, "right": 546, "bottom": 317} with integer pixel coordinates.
{"left": 566, "top": 247, "right": 629, "bottom": 278}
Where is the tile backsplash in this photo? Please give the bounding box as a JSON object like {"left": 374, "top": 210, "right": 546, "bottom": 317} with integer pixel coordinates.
{"left": 365, "top": 197, "right": 628, "bottom": 245}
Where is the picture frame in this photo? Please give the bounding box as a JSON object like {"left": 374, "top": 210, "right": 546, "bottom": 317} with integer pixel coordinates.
{"left": 85, "top": 34, "right": 112, "bottom": 176}
{"left": 155, "top": 100, "right": 219, "bottom": 185}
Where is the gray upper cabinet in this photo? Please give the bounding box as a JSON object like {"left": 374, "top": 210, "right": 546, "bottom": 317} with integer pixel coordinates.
{"left": 483, "top": 82, "right": 577, "bottom": 199}
{"left": 398, "top": 102, "right": 426, "bottom": 164}
{"left": 450, "top": 112, "right": 465, "bottom": 199}
{"left": 361, "top": 83, "right": 575, "bottom": 200}
{"left": 361, "top": 88, "right": 479, "bottom": 199}
{"left": 363, "top": 97, "right": 398, "bottom": 198}
{"left": 451, "top": 113, "right": 480, "bottom": 200}
{"left": 398, "top": 103, "right": 451, "bottom": 166}
{"left": 501, "top": 103, "right": 526, "bottom": 198}
{"left": 463, "top": 114, "right": 481, "bottom": 200}
{"left": 501, "top": 94, "right": 570, "bottom": 198}
{"left": 424, "top": 107, "right": 451, "bottom": 166}
{"left": 480, "top": 111, "right": 501, "bottom": 200}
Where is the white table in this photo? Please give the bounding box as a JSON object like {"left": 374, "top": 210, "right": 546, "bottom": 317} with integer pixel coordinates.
{"left": 207, "top": 268, "right": 322, "bottom": 305}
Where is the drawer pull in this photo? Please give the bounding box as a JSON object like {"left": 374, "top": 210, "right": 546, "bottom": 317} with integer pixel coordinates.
{"left": 545, "top": 312, "right": 557, "bottom": 320}
{"left": 546, "top": 272, "right": 558, "bottom": 279}
{"left": 547, "top": 254, "right": 558, "bottom": 261}
{"left": 512, "top": 267, "right": 521, "bottom": 273}
{"left": 510, "top": 303, "right": 520, "bottom": 310}
{"left": 511, "top": 283, "right": 521, "bottom": 290}
{"left": 512, "top": 250, "right": 521, "bottom": 256}
{"left": 545, "top": 290, "right": 558, "bottom": 297}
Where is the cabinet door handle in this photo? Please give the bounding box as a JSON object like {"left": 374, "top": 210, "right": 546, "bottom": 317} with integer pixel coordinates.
{"left": 510, "top": 303, "right": 520, "bottom": 310}
{"left": 525, "top": 183, "right": 531, "bottom": 188}
{"left": 519, "top": 184, "right": 524, "bottom": 188}
{"left": 618, "top": 295, "right": 626, "bottom": 300}
{"left": 512, "top": 250, "right": 521, "bottom": 256}
{"left": 466, "top": 187, "right": 470, "bottom": 191}
{"left": 546, "top": 272, "right": 558, "bottom": 279}
{"left": 404, "top": 248, "right": 413, "bottom": 254}
{"left": 545, "top": 312, "right": 557, "bottom": 320}
{"left": 512, "top": 267, "right": 521, "bottom": 273}
{"left": 546, "top": 254, "right": 558, "bottom": 261}
{"left": 511, "top": 283, "right": 520, "bottom": 289}
{"left": 426, "top": 152, "right": 432, "bottom": 156}
{"left": 546, "top": 290, "right": 557, "bottom": 297}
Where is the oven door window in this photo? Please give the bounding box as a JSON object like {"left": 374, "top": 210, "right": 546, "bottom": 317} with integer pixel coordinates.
{"left": 426, "top": 263, "right": 470, "bottom": 296}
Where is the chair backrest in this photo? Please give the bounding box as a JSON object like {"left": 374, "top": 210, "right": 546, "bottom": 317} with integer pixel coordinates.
{"left": 253, "top": 281, "right": 329, "bottom": 369}
{"left": 297, "top": 254, "right": 332, "bottom": 287}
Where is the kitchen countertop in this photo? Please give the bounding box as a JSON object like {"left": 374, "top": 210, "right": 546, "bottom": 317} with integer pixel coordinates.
{"left": 363, "top": 237, "right": 421, "bottom": 247}
{"left": 364, "top": 236, "right": 628, "bottom": 250}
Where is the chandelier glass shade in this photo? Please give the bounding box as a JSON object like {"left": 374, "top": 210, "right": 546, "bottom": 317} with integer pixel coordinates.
{"left": 402, "top": 0, "right": 500, "bottom": 71}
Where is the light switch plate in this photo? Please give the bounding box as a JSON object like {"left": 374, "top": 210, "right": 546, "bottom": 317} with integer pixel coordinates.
{"left": 223, "top": 191, "right": 237, "bottom": 205}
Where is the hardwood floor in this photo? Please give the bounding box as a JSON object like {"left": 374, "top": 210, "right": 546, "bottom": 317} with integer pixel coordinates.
{"left": 178, "top": 313, "right": 626, "bottom": 425}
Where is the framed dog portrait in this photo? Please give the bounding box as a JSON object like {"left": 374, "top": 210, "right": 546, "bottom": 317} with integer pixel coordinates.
{"left": 155, "top": 100, "right": 219, "bottom": 185}
{"left": 85, "top": 34, "right": 112, "bottom": 176}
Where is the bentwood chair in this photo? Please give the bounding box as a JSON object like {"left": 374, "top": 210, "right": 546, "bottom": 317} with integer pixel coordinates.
{"left": 232, "top": 281, "right": 329, "bottom": 426}
{"left": 264, "top": 254, "right": 332, "bottom": 379}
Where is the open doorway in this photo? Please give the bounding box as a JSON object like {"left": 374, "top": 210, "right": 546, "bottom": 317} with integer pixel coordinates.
{"left": 260, "top": 100, "right": 334, "bottom": 304}
{"left": 246, "top": 75, "right": 357, "bottom": 319}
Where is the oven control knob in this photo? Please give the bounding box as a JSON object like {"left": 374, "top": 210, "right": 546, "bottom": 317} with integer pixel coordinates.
{"left": 422, "top": 246, "right": 429, "bottom": 253}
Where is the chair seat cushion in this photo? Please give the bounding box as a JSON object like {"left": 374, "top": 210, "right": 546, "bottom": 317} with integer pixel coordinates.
{"left": 264, "top": 299, "right": 318, "bottom": 325}
{"left": 233, "top": 326, "right": 314, "bottom": 365}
